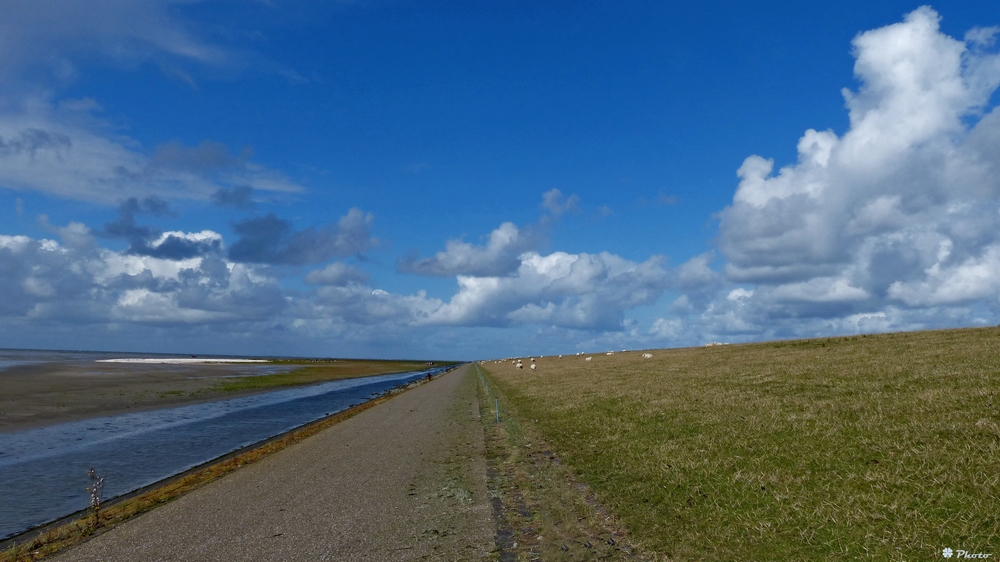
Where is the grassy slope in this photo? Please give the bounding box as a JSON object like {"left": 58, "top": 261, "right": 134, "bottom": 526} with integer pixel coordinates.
{"left": 474, "top": 364, "right": 649, "bottom": 560}
{"left": 481, "top": 328, "right": 1000, "bottom": 561}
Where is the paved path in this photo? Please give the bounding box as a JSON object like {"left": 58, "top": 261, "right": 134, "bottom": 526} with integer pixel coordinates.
{"left": 55, "top": 364, "right": 493, "bottom": 561}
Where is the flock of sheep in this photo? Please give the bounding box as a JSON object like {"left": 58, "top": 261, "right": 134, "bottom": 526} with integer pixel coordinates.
{"left": 485, "top": 350, "right": 656, "bottom": 372}
{"left": 481, "top": 342, "right": 732, "bottom": 373}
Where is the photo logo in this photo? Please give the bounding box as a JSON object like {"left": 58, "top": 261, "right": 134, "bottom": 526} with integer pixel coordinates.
{"left": 943, "top": 547, "right": 993, "bottom": 559}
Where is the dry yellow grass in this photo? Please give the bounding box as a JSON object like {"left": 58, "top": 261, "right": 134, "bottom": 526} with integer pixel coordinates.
{"left": 481, "top": 327, "right": 1000, "bottom": 560}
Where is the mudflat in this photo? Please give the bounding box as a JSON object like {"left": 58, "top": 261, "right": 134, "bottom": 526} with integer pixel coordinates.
{"left": 0, "top": 360, "right": 294, "bottom": 432}
{"left": 52, "top": 364, "right": 493, "bottom": 561}
{"left": 0, "top": 357, "right": 433, "bottom": 433}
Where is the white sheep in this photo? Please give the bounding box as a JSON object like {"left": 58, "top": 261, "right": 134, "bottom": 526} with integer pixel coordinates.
{"left": 585, "top": 357, "right": 592, "bottom": 361}
{"left": 642, "top": 353, "right": 653, "bottom": 359}
{"left": 530, "top": 363, "right": 536, "bottom": 371}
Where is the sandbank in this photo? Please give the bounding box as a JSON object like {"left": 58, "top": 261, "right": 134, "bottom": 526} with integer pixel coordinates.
{"left": 95, "top": 358, "right": 268, "bottom": 364}
{"left": 0, "top": 360, "right": 291, "bottom": 433}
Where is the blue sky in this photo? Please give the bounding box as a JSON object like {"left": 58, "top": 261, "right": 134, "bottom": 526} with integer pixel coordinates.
{"left": 1, "top": 1, "right": 999, "bottom": 359}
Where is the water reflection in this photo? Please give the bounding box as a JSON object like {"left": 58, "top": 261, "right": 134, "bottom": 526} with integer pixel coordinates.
{"left": 0, "top": 367, "right": 448, "bottom": 539}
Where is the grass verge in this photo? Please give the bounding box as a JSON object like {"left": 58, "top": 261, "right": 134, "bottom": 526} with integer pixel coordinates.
{"left": 476, "top": 364, "right": 650, "bottom": 560}
{"left": 482, "top": 327, "right": 1000, "bottom": 561}
{"left": 0, "top": 367, "right": 455, "bottom": 562}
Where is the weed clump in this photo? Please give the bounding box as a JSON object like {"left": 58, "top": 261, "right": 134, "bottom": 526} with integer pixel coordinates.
{"left": 85, "top": 468, "right": 104, "bottom": 525}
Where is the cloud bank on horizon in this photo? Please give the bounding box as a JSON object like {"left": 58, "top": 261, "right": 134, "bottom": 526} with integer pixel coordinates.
{"left": 1, "top": 4, "right": 999, "bottom": 358}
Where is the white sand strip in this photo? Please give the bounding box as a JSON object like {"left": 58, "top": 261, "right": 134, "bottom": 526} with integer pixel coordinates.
{"left": 96, "top": 358, "right": 269, "bottom": 364}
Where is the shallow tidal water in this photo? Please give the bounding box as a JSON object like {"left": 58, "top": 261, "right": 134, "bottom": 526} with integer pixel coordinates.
{"left": 0, "top": 366, "right": 447, "bottom": 540}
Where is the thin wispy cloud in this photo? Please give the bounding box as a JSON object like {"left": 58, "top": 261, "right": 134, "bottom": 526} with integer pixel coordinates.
{"left": 0, "top": 0, "right": 225, "bottom": 86}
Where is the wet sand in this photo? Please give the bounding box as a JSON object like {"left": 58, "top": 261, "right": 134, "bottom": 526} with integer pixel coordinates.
{"left": 0, "top": 361, "right": 297, "bottom": 433}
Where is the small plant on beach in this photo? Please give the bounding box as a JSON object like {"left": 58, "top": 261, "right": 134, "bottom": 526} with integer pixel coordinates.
{"left": 86, "top": 468, "right": 104, "bottom": 525}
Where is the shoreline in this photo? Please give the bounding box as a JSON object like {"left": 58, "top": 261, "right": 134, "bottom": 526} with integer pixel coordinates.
{"left": 0, "top": 359, "right": 438, "bottom": 433}
{"left": 0, "top": 383, "right": 298, "bottom": 434}
{"left": 0, "top": 364, "right": 461, "bottom": 558}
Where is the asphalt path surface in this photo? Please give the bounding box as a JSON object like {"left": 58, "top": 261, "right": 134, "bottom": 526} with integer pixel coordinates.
{"left": 54, "top": 364, "right": 493, "bottom": 561}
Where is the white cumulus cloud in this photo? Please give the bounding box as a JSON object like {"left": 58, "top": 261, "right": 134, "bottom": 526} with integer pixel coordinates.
{"left": 427, "top": 250, "right": 669, "bottom": 330}
{"left": 399, "top": 222, "right": 540, "bottom": 277}
{"left": 667, "top": 7, "right": 1000, "bottom": 341}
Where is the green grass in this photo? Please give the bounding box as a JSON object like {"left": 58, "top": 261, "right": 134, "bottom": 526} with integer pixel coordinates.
{"left": 481, "top": 327, "right": 1000, "bottom": 561}
{"left": 475, "top": 364, "right": 648, "bottom": 560}
{"left": 211, "top": 359, "right": 438, "bottom": 392}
